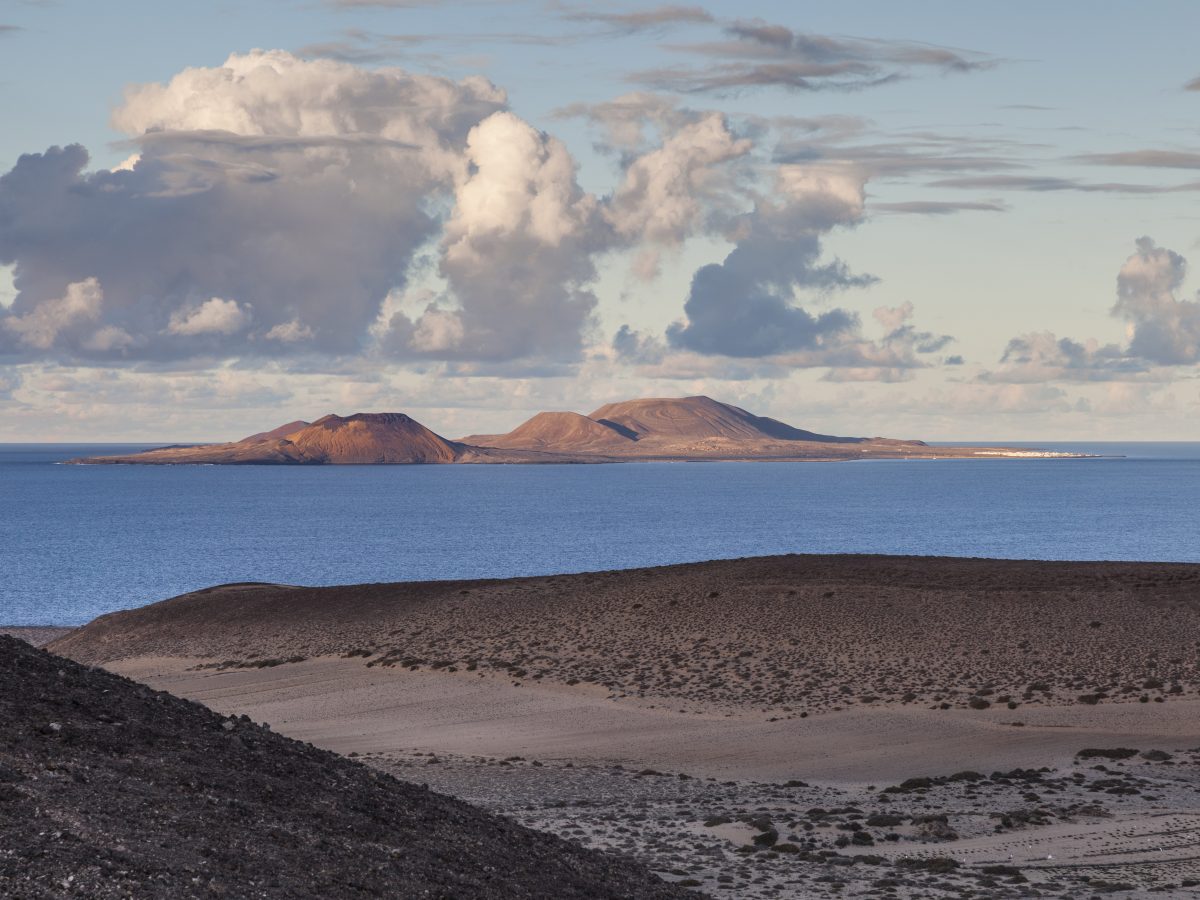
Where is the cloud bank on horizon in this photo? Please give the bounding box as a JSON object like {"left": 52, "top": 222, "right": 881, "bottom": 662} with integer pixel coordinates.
{"left": 1, "top": 2, "right": 1199, "bottom": 440}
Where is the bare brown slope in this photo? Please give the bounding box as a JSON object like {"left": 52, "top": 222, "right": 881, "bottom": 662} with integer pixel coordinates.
{"left": 284, "top": 413, "right": 463, "bottom": 464}
{"left": 51, "top": 555, "right": 1200, "bottom": 715}
{"left": 589, "top": 396, "right": 866, "bottom": 444}
{"left": 241, "top": 419, "right": 310, "bottom": 443}
{"left": 70, "top": 412, "right": 468, "bottom": 465}
{"left": 465, "top": 411, "right": 636, "bottom": 452}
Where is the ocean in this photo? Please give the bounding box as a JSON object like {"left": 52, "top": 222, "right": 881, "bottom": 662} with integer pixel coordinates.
{"left": 2, "top": 442, "right": 1198, "bottom": 626}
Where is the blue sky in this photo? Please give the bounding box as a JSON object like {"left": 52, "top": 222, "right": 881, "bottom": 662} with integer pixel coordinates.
{"left": 1, "top": 1, "right": 1199, "bottom": 440}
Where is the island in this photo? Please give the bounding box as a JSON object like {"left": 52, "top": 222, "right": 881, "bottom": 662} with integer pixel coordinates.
{"left": 67, "top": 395, "right": 1085, "bottom": 465}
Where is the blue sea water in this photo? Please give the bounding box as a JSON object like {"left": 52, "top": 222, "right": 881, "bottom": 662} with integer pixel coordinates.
{"left": 1, "top": 442, "right": 1198, "bottom": 626}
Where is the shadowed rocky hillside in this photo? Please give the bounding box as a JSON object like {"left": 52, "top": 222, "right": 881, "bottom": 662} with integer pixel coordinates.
{"left": 0, "top": 635, "right": 690, "bottom": 899}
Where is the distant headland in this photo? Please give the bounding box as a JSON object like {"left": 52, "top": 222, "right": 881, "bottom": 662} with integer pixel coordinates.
{"left": 67, "top": 395, "right": 1086, "bottom": 465}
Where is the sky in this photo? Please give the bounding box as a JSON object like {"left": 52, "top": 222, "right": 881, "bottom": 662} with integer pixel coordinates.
{"left": 1, "top": 0, "right": 1199, "bottom": 441}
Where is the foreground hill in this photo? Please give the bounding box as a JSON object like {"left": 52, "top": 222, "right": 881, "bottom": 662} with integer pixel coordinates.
{"left": 69, "top": 396, "right": 1077, "bottom": 465}
{"left": 52, "top": 555, "right": 1200, "bottom": 714}
{"left": 44, "top": 558, "right": 1200, "bottom": 897}
{"left": 0, "top": 635, "right": 688, "bottom": 899}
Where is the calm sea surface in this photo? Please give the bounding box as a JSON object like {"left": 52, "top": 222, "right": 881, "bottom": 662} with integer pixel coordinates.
{"left": 1, "top": 442, "right": 1198, "bottom": 626}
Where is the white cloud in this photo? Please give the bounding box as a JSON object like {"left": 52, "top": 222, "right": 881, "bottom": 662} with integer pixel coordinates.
{"left": 167, "top": 298, "right": 251, "bottom": 336}
{"left": 605, "top": 113, "right": 752, "bottom": 277}
{"left": 2, "top": 278, "right": 103, "bottom": 349}
{"left": 387, "top": 110, "right": 604, "bottom": 363}
{"left": 987, "top": 238, "right": 1200, "bottom": 382}
{"left": 1115, "top": 237, "right": 1200, "bottom": 365}
{"left": 82, "top": 325, "right": 136, "bottom": 353}
{"left": 264, "top": 319, "right": 315, "bottom": 343}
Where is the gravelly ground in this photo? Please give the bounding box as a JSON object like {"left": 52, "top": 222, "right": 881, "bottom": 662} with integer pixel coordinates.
{"left": 51, "top": 556, "right": 1200, "bottom": 716}
{"left": 373, "top": 747, "right": 1200, "bottom": 898}
{"left": 0, "top": 636, "right": 690, "bottom": 899}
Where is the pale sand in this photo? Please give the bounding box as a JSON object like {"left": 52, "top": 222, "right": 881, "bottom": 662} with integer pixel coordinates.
{"left": 110, "top": 655, "right": 1200, "bottom": 785}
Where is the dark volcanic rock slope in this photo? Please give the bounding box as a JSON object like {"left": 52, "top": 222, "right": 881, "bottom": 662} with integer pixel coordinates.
{"left": 0, "top": 636, "right": 691, "bottom": 900}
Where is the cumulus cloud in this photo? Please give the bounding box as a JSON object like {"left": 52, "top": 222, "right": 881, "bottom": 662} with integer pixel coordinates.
{"left": 1116, "top": 237, "right": 1200, "bottom": 365}
{"left": 986, "top": 238, "right": 1200, "bottom": 382}
{"left": 264, "top": 319, "right": 315, "bottom": 343}
{"left": 2, "top": 278, "right": 104, "bottom": 350}
{"left": 0, "top": 52, "right": 510, "bottom": 362}
{"left": 611, "top": 324, "right": 667, "bottom": 364}
{"left": 665, "top": 162, "right": 872, "bottom": 357}
{"left": 630, "top": 167, "right": 957, "bottom": 373}
{"left": 376, "top": 111, "right": 604, "bottom": 363}
{"left": 987, "top": 332, "right": 1139, "bottom": 383}
{"left": 83, "top": 326, "right": 137, "bottom": 353}
{"left": 632, "top": 19, "right": 994, "bottom": 94}
{"left": 554, "top": 92, "right": 693, "bottom": 153}
{"left": 872, "top": 302, "right": 952, "bottom": 354}
{"left": 167, "top": 298, "right": 250, "bottom": 336}
{"left": 606, "top": 113, "right": 752, "bottom": 277}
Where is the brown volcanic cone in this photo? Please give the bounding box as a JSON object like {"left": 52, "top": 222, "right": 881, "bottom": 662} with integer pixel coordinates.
{"left": 283, "top": 413, "right": 463, "bottom": 464}
{"left": 71, "top": 413, "right": 466, "bottom": 465}
{"left": 588, "top": 395, "right": 860, "bottom": 444}
{"left": 465, "top": 411, "right": 636, "bottom": 452}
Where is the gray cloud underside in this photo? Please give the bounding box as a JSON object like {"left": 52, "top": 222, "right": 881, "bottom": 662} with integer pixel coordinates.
{"left": 929, "top": 174, "right": 1200, "bottom": 193}
{"left": 1075, "top": 150, "right": 1200, "bottom": 170}
{"left": 872, "top": 200, "right": 1006, "bottom": 215}
{"left": 301, "top": 4, "right": 715, "bottom": 65}
{"left": 632, "top": 19, "right": 994, "bottom": 93}
{"left": 1186, "top": 75, "right": 1200, "bottom": 91}
{"left": 986, "top": 333, "right": 1147, "bottom": 383}
{"left": 325, "top": 0, "right": 466, "bottom": 8}
{"left": 296, "top": 28, "right": 573, "bottom": 64}
{"left": 132, "top": 130, "right": 424, "bottom": 154}
{"left": 772, "top": 123, "right": 1041, "bottom": 180}
{"left": 650, "top": 163, "right": 953, "bottom": 366}
{"left": 557, "top": 4, "right": 714, "bottom": 33}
